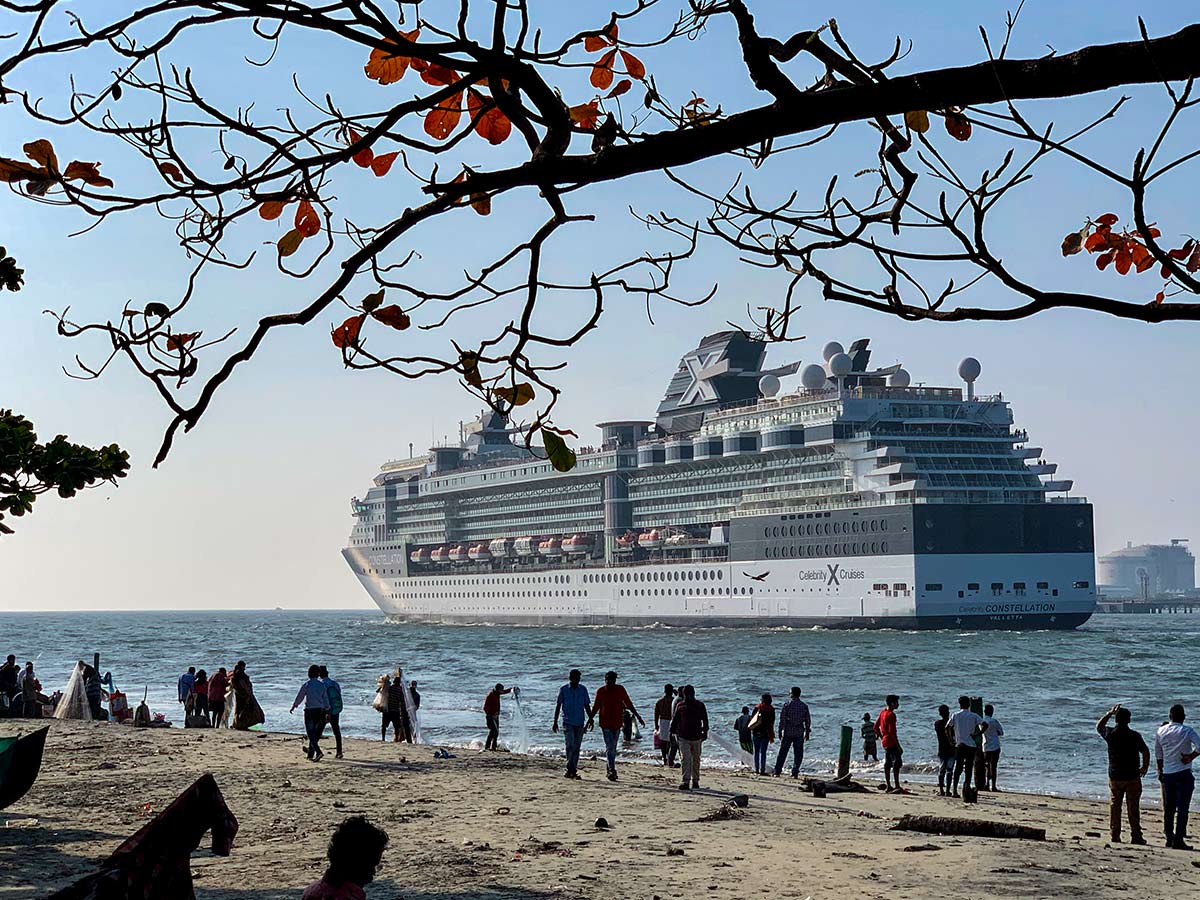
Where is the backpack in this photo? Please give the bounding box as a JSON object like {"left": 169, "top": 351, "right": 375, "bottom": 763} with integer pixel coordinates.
{"left": 133, "top": 688, "right": 152, "bottom": 727}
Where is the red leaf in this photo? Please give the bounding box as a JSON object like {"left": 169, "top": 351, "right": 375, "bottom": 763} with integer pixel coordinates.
{"left": 1114, "top": 247, "right": 1133, "bottom": 275}
{"left": 352, "top": 144, "right": 375, "bottom": 168}
{"left": 591, "top": 48, "right": 617, "bottom": 89}
{"left": 584, "top": 21, "right": 617, "bottom": 51}
{"left": 371, "top": 151, "right": 399, "bottom": 176}
{"left": 944, "top": 111, "right": 972, "bottom": 142}
{"left": 619, "top": 50, "right": 645, "bottom": 80}
{"left": 606, "top": 79, "right": 632, "bottom": 99}
{"left": 474, "top": 105, "right": 512, "bottom": 145}
{"left": 420, "top": 63, "right": 459, "bottom": 87}
{"left": 1096, "top": 251, "right": 1115, "bottom": 271}
{"left": 470, "top": 192, "right": 491, "bottom": 216}
{"left": 259, "top": 199, "right": 288, "bottom": 220}
{"left": 1167, "top": 242, "right": 1193, "bottom": 260}
{"left": 371, "top": 304, "right": 411, "bottom": 330}
{"left": 569, "top": 101, "right": 601, "bottom": 131}
{"left": 1153, "top": 291, "right": 1165, "bottom": 305}
{"left": 424, "top": 91, "right": 464, "bottom": 140}
{"left": 1188, "top": 244, "right": 1200, "bottom": 274}
{"left": 159, "top": 162, "right": 185, "bottom": 183}
{"left": 332, "top": 313, "right": 366, "bottom": 349}
{"left": 1131, "top": 243, "right": 1154, "bottom": 273}
{"left": 1083, "top": 231, "right": 1108, "bottom": 253}
{"left": 1095, "top": 213, "right": 1119, "bottom": 227}
{"left": 294, "top": 199, "right": 320, "bottom": 238}
{"left": 165, "top": 331, "right": 200, "bottom": 352}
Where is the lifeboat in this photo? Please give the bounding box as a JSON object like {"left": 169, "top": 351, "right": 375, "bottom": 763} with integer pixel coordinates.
{"left": 468, "top": 543, "right": 492, "bottom": 562}
{"left": 614, "top": 532, "right": 638, "bottom": 553}
{"left": 562, "top": 534, "right": 593, "bottom": 556}
{"left": 514, "top": 536, "right": 535, "bottom": 557}
{"left": 431, "top": 546, "right": 451, "bottom": 565}
{"left": 638, "top": 528, "right": 663, "bottom": 551}
{"left": 538, "top": 537, "right": 563, "bottom": 557}
{"left": 665, "top": 531, "right": 698, "bottom": 548}
{"left": 489, "top": 537, "right": 513, "bottom": 559}
{"left": 448, "top": 544, "right": 469, "bottom": 564}
{"left": 409, "top": 547, "right": 431, "bottom": 564}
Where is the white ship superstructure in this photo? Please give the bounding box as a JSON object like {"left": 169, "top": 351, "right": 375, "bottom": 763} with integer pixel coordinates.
{"left": 344, "top": 334, "right": 1096, "bottom": 629}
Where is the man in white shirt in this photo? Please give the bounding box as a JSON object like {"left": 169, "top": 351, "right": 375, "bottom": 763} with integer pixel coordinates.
{"left": 948, "top": 695, "right": 988, "bottom": 798}
{"left": 982, "top": 703, "right": 1005, "bottom": 792}
{"left": 1155, "top": 704, "right": 1200, "bottom": 850}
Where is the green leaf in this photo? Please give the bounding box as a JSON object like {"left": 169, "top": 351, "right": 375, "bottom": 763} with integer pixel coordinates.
{"left": 542, "top": 427, "right": 577, "bottom": 473}
{"left": 362, "top": 289, "right": 385, "bottom": 313}
{"left": 277, "top": 228, "right": 303, "bottom": 258}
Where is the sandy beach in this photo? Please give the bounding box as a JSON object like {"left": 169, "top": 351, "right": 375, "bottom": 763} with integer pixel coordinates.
{"left": 2, "top": 720, "right": 1199, "bottom": 899}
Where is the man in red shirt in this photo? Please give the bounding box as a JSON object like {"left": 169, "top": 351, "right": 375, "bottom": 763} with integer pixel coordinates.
{"left": 483, "top": 683, "right": 513, "bottom": 750}
{"left": 876, "top": 694, "right": 903, "bottom": 792}
{"left": 589, "top": 671, "right": 644, "bottom": 781}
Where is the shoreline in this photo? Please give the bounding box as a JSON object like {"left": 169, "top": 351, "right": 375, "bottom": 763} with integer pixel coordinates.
{"left": 4, "top": 720, "right": 1199, "bottom": 899}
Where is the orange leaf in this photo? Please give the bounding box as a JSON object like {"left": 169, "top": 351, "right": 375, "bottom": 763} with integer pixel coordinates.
{"left": 569, "top": 100, "right": 601, "bottom": 131}
{"left": 1083, "top": 231, "right": 1108, "bottom": 253}
{"left": 332, "top": 313, "right": 366, "bottom": 349}
{"left": 470, "top": 192, "right": 491, "bottom": 216}
{"left": 371, "top": 304, "right": 411, "bottom": 330}
{"left": 259, "top": 199, "right": 288, "bottom": 220}
{"left": 584, "top": 22, "right": 617, "bottom": 52}
{"left": 474, "top": 105, "right": 512, "bottom": 145}
{"left": 352, "top": 143, "right": 375, "bottom": 168}
{"left": 944, "top": 111, "right": 972, "bottom": 142}
{"left": 591, "top": 48, "right": 617, "bottom": 89}
{"left": 424, "top": 91, "right": 463, "bottom": 140}
{"left": 371, "top": 151, "right": 399, "bottom": 176}
{"left": 1096, "top": 251, "right": 1115, "bottom": 271}
{"left": 23, "top": 139, "right": 58, "bottom": 172}
{"left": 1132, "top": 245, "right": 1155, "bottom": 273}
{"left": 1095, "top": 213, "right": 1119, "bottom": 227}
{"left": 294, "top": 199, "right": 320, "bottom": 238}
{"left": 159, "top": 162, "right": 185, "bottom": 183}
{"left": 619, "top": 50, "right": 645, "bottom": 80}
{"left": 1114, "top": 247, "right": 1133, "bottom": 275}
{"left": 607, "top": 79, "right": 632, "bottom": 99}
{"left": 364, "top": 29, "right": 420, "bottom": 85}
{"left": 420, "top": 63, "right": 459, "bottom": 87}
{"left": 1153, "top": 291, "right": 1165, "bottom": 305}
{"left": 63, "top": 160, "right": 114, "bottom": 188}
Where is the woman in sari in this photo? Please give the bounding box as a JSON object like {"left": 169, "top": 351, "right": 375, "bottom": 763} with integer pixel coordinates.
{"left": 230, "top": 660, "right": 264, "bottom": 731}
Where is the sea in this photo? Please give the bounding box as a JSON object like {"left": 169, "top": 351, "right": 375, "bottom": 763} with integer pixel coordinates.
{"left": 2, "top": 610, "right": 1197, "bottom": 799}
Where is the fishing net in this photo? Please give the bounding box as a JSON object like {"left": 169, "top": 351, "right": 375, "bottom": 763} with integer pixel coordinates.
{"left": 53, "top": 664, "right": 89, "bottom": 720}
{"left": 401, "top": 678, "right": 423, "bottom": 744}
{"left": 708, "top": 731, "right": 754, "bottom": 769}
{"left": 507, "top": 687, "right": 531, "bottom": 754}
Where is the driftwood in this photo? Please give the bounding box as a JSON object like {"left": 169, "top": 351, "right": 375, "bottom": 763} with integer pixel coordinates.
{"left": 801, "top": 775, "right": 870, "bottom": 794}
{"left": 893, "top": 814, "right": 1045, "bottom": 841}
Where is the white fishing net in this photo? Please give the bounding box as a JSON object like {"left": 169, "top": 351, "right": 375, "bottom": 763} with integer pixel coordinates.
{"left": 53, "top": 663, "right": 89, "bottom": 720}
{"left": 507, "top": 686, "right": 530, "bottom": 754}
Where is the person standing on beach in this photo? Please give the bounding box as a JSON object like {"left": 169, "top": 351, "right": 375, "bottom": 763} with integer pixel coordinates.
{"left": 291, "top": 664, "right": 330, "bottom": 761}
{"left": 948, "top": 695, "right": 987, "bottom": 797}
{"left": 876, "top": 695, "right": 902, "bottom": 792}
{"left": 1155, "top": 703, "right": 1200, "bottom": 850}
{"left": 774, "top": 687, "right": 811, "bottom": 778}
{"left": 653, "top": 684, "right": 676, "bottom": 766}
{"left": 750, "top": 693, "right": 775, "bottom": 776}
{"left": 981, "top": 703, "right": 1005, "bottom": 792}
{"left": 385, "top": 670, "right": 412, "bottom": 743}
{"left": 1096, "top": 704, "right": 1150, "bottom": 845}
{"left": 0, "top": 655, "right": 17, "bottom": 712}
{"left": 83, "top": 665, "right": 106, "bottom": 720}
{"left": 231, "top": 660, "right": 265, "bottom": 731}
{"left": 590, "top": 671, "right": 644, "bottom": 782}
{"left": 177, "top": 666, "right": 195, "bottom": 710}
{"left": 320, "top": 666, "right": 344, "bottom": 760}
{"left": 19, "top": 662, "right": 39, "bottom": 718}
{"left": 192, "top": 669, "right": 209, "bottom": 721}
{"left": 734, "top": 707, "right": 753, "bottom": 754}
{"left": 861, "top": 713, "right": 878, "bottom": 763}
{"left": 670, "top": 685, "right": 709, "bottom": 790}
{"left": 409, "top": 680, "right": 421, "bottom": 714}
{"left": 552, "top": 669, "right": 592, "bottom": 780}
{"left": 935, "top": 705, "right": 955, "bottom": 796}
{"left": 483, "top": 683, "right": 513, "bottom": 750}
{"left": 302, "top": 815, "right": 390, "bottom": 900}
{"left": 207, "top": 667, "right": 228, "bottom": 728}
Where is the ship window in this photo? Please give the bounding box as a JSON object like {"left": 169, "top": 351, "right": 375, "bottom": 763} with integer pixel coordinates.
{"left": 1037, "top": 581, "right": 1049, "bottom": 589}
{"left": 967, "top": 583, "right": 980, "bottom": 591}
{"left": 717, "top": 570, "right": 723, "bottom": 580}
{"left": 925, "top": 583, "right": 943, "bottom": 591}
{"left": 991, "top": 582, "right": 1003, "bottom": 591}
{"left": 1073, "top": 580, "right": 1090, "bottom": 589}
{"left": 1053, "top": 589, "right": 1059, "bottom": 596}
{"left": 894, "top": 583, "right": 907, "bottom": 592}
{"left": 764, "top": 528, "right": 769, "bottom": 538}
{"left": 881, "top": 519, "right": 888, "bottom": 531}
{"left": 880, "top": 542, "right": 887, "bottom": 553}
{"left": 1013, "top": 582, "right": 1026, "bottom": 590}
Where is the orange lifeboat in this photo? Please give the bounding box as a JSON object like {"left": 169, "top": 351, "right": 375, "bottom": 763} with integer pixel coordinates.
{"left": 468, "top": 543, "right": 492, "bottom": 562}
{"left": 562, "top": 534, "right": 593, "bottom": 556}
{"left": 638, "top": 528, "right": 663, "bottom": 551}
{"left": 614, "top": 532, "right": 637, "bottom": 553}
{"left": 431, "top": 546, "right": 450, "bottom": 565}
{"left": 448, "top": 544, "right": 469, "bottom": 563}
{"left": 410, "top": 547, "right": 431, "bottom": 564}
{"left": 538, "top": 537, "right": 563, "bottom": 557}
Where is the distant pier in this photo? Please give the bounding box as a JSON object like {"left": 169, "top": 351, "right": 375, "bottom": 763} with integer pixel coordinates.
{"left": 1095, "top": 597, "right": 1200, "bottom": 615}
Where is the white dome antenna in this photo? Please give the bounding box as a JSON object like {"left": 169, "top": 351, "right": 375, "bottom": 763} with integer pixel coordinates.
{"left": 828, "top": 352, "right": 853, "bottom": 376}
{"left": 821, "top": 341, "right": 844, "bottom": 362}
{"left": 889, "top": 368, "right": 911, "bottom": 388}
{"left": 958, "top": 357, "right": 981, "bottom": 399}
{"left": 758, "top": 374, "right": 781, "bottom": 398}
{"left": 801, "top": 363, "right": 828, "bottom": 390}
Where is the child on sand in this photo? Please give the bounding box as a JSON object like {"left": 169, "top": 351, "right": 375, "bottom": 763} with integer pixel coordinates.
{"left": 861, "top": 713, "right": 878, "bottom": 762}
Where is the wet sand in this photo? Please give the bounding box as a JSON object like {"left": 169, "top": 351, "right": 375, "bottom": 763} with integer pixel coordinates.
{"left": 2, "top": 720, "right": 1198, "bottom": 899}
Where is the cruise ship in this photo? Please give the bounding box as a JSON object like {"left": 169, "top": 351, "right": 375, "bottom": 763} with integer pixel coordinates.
{"left": 344, "top": 332, "right": 1096, "bottom": 629}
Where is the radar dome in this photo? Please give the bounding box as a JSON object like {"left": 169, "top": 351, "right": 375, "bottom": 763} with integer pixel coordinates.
{"left": 758, "top": 374, "right": 781, "bottom": 398}
{"left": 889, "top": 368, "right": 911, "bottom": 388}
{"left": 958, "top": 357, "right": 981, "bottom": 382}
{"left": 821, "top": 341, "right": 845, "bottom": 362}
{"left": 800, "top": 364, "right": 828, "bottom": 389}
{"left": 828, "top": 352, "right": 853, "bottom": 376}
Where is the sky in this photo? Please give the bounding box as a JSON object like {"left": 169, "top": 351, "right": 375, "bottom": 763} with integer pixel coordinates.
{"left": 1, "top": 1, "right": 1198, "bottom": 611}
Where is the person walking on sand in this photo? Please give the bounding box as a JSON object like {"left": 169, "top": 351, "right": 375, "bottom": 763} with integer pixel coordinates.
{"left": 483, "top": 683, "right": 513, "bottom": 750}
{"left": 774, "top": 687, "right": 811, "bottom": 779}
{"left": 948, "top": 695, "right": 987, "bottom": 798}
{"left": 876, "top": 695, "right": 902, "bottom": 792}
{"left": 1155, "top": 703, "right": 1200, "bottom": 850}
{"left": 208, "top": 667, "right": 228, "bottom": 728}
{"left": 653, "top": 684, "right": 676, "bottom": 766}
{"left": 981, "top": 703, "right": 1005, "bottom": 792}
{"left": 670, "top": 684, "right": 708, "bottom": 790}
{"left": 231, "top": 660, "right": 265, "bottom": 730}
{"left": 935, "top": 704, "right": 955, "bottom": 796}
{"left": 177, "top": 666, "right": 195, "bottom": 710}
{"left": 735, "top": 706, "right": 753, "bottom": 755}
{"left": 1096, "top": 704, "right": 1150, "bottom": 845}
{"left": 750, "top": 693, "right": 775, "bottom": 776}
{"left": 291, "top": 664, "right": 330, "bottom": 761}
{"left": 861, "top": 713, "right": 878, "bottom": 763}
{"left": 303, "top": 815, "right": 390, "bottom": 900}
{"left": 320, "top": 666, "right": 344, "bottom": 759}
{"left": 590, "top": 671, "right": 644, "bottom": 782}
{"left": 552, "top": 669, "right": 592, "bottom": 780}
